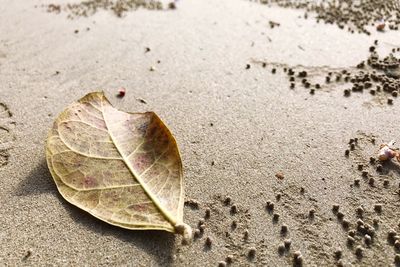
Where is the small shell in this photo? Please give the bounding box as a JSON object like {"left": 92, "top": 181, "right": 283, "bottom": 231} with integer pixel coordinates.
{"left": 376, "top": 20, "right": 385, "bottom": 31}
{"left": 117, "top": 87, "right": 126, "bottom": 97}
{"left": 378, "top": 144, "right": 396, "bottom": 161}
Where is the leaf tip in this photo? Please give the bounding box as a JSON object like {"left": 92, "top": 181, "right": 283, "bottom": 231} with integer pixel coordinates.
{"left": 175, "top": 223, "right": 193, "bottom": 245}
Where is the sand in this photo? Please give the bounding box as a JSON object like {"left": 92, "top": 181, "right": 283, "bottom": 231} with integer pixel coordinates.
{"left": 1, "top": 0, "right": 400, "bottom": 266}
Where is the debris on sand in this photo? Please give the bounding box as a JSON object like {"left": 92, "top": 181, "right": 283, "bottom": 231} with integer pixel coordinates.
{"left": 117, "top": 87, "right": 126, "bottom": 98}
{"left": 395, "top": 254, "right": 400, "bottom": 265}
{"left": 275, "top": 172, "right": 284, "bottom": 179}
{"left": 278, "top": 244, "right": 285, "bottom": 255}
{"left": 247, "top": 247, "right": 256, "bottom": 258}
{"left": 137, "top": 98, "right": 147, "bottom": 104}
{"left": 184, "top": 199, "right": 200, "bottom": 209}
{"left": 168, "top": 2, "right": 177, "bottom": 10}
{"left": 204, "top": 208, "right": 211, "bottom": 219}
{"left": 47, "top": 4, "right": 61, "bottom": 14}
{"left": 293, "top": 251, "right": 303, "bottom": 266}
{"left": 257, "top": 0, "right": 400, "bottom": 34}
{"left": 205, "top": 236, "right": 212, "bottom": 247}
{"left": 376, "top": 20, "right": 386, "bottom": 32}
{"left": 268, "top": 20, "right": 280, "bottom": 29}
{"left": 223, "top": 196, "right": 232, "bottom": 206}
{"left": 256, "top": 40, "right": 400, "bottom": 105}
{"left": 22, "top": 250, "right": 32, "bottom": 261}
{"left": 45, "top": 0, "right": 170, "bottom": 18}
{"left": 266, "top": 201, "right": 275, "bottom": 212}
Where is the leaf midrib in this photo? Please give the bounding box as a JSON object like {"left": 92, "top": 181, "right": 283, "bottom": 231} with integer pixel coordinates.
{"left": 101, "top": 101, "right": 177, "bottom": 228}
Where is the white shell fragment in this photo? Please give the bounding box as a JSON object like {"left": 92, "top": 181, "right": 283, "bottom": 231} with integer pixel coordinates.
{"left": 378, "top": 140, "right": 398, "bottom": 161}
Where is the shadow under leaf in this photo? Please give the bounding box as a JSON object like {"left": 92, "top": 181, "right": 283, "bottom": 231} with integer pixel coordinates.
{"left": 15, "top": 159, "right": 176, "bottom": 266}
{"left": 65, "top": 204, "right": 176, "bottom": 266}
{"left": 15, "top": 159, "right": 57, "bottom": 196}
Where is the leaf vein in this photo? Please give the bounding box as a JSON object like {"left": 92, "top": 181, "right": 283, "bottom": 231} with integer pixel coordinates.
{"left": 56, "top": 133, "right": 123, "bottom": 160}
{"left": 61, "top": 120, "right": 108, "bottom": 132}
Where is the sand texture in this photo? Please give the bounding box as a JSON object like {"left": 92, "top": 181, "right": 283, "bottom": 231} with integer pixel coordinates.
{"left": 1, "top": 0, "right": 400, "bottom": 266}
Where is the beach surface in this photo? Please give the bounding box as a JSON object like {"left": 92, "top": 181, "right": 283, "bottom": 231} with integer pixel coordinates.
{"left": 1, "top": 0, "right": 400, "bottom": 266}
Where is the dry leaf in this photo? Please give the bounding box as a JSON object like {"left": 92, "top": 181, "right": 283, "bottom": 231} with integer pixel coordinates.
{"left": 46, "top": 92, "right": 192, "bottom": 241}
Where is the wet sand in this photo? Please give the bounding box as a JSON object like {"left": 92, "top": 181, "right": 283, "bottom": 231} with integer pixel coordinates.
{"left": 1, "top": 0, "right": 400, "bottom": 266}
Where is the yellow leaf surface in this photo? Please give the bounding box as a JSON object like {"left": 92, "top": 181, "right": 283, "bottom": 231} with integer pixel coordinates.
{"left": 46, "top": 92, "right": 191, "bottom": 239}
